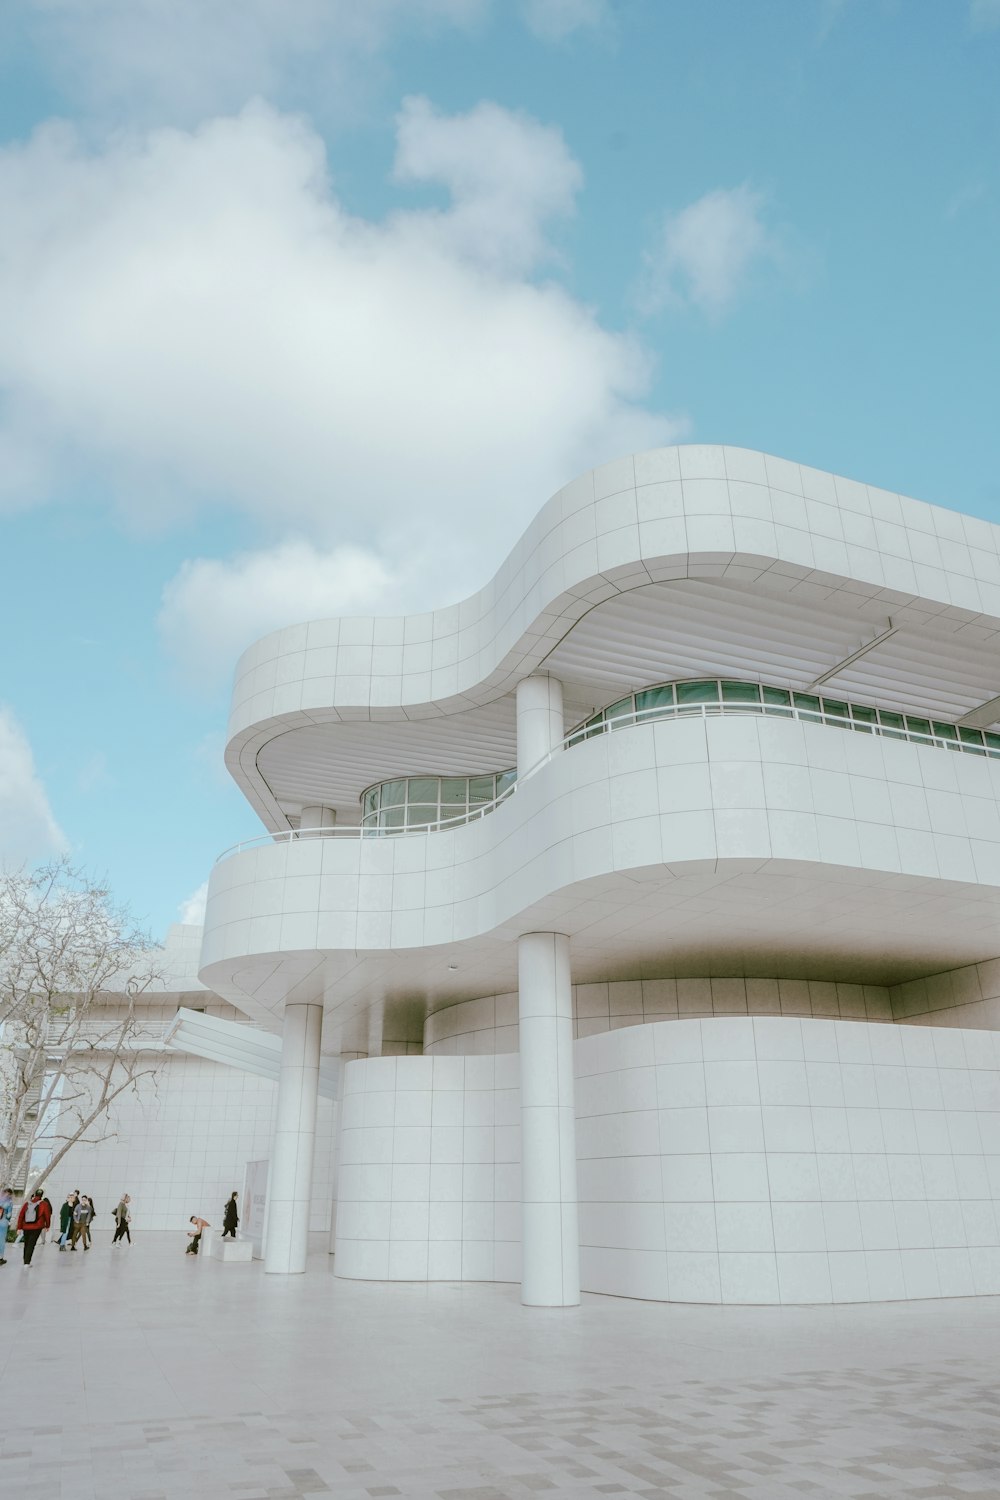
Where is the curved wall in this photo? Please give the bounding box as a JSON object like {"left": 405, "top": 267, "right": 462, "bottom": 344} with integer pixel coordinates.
{"left": 203, "top": 713, "right": 1000, "bottom": 992}
{"left": 335, "top": 1017, "right": 1000, "bottom": 1303}
{"left": 423, "top": 979, "right": 892, "bottom": 1055}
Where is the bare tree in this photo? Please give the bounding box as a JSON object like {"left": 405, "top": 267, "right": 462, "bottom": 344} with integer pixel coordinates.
{"left": 0, "top": 858, "right": 164, "bottom": 1191}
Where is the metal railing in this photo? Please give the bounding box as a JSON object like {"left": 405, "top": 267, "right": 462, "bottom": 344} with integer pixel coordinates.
{"left": 216, "top": 696, "right": 998, "bottom": 863}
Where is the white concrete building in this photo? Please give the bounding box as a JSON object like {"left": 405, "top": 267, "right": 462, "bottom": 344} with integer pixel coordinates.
{"left": 193, "top": 445, "right": 1000, "bottom": 1301}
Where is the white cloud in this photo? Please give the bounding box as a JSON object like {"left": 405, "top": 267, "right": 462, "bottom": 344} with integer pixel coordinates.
{"left": 21, "top": 0, "right": 489, "bottom": 123}
{"left": 177, "top": 880, "right": 209, "bottom": 925}
{"left": 643, "top": 185, "right": 780, "bottom": 319}
{"left": 970, "top": 0, "right": 1000, "bottom": 31}
{"left": 0, "top": 707, "right": 68, "bottom": 868}
{"left": 519, "top": 0, "right": 609, "bottom": 41}
{"left": 0, "top": 100, "right": 680, "bottom": 680}
{"left": 393, "top": 95, "right": 582, "bottom": 274}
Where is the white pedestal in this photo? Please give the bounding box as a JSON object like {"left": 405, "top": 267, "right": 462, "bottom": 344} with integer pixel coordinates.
{"left": 214, "top": 1237, "right": 253, "bottom": 1263}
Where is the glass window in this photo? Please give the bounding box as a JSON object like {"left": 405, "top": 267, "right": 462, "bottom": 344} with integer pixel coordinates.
{"left": 380, "top": 779, "right": 405, "bottom": 807}
{"left": 851, "top": 703, "right": 877, "bottom": 724}
{"left": 821, "top": 698, "right": 849, "bottom": 721}
{"left": 496, "top": 769, "right": 517, "bottom": 796}
{"left": 878, "top": 710, "right": 904, "bottom": 729}
{"left": 906, "top": 716, "right": 931, "bottom": 738}
{"left": 635, "top": 684, "right": 675, "bottom": 715}
{"left": 406, "top": 804, "right": 437, "bottom": 827}
{"left": 721, "top": 681, "right": 761, "bottom": 704}
{"left": 959, "top": 727, "right": 985, "bottom": 754}
{"left": 676, "top": 680, "right": 719, "bottom": 705}
{"left": 985, "top": 732, "right": 1000, "bottom": 757}
{"left": 362, "top": 788, "right": 378, "bottom": 818}
{"left": 762, "top": 686, "right": 792, "bottom": 716}
{"left": 793, "top": 693, "right": 822, "bottom": 720}
{"left": 604, "top": 696, "right": 633, "bottom": 722}
{"left": 468, "top": 776, "right": 494, "bottom": 804}
{"left": 407, "top": 777, "right": 438, "bottom": 803}
{"left": 381, "top": 806, "right": 404, "bottom": 829}
{"left": 440, "top": 777, "right": 467, "bottom": 804}
{"left": 932, "top": 721, "right": 959, "bottom": 743}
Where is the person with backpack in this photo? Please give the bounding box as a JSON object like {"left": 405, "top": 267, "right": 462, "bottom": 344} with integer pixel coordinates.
{"left": 112, "top": 1195, "right": 132, "bottom": 1244}
{"left": 17, "top": 1191, "right": 50, "bottom": 1266}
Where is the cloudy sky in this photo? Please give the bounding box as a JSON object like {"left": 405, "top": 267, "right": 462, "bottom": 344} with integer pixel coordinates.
{"left": 0, "top": 0, "right": 997, "bottom": 936}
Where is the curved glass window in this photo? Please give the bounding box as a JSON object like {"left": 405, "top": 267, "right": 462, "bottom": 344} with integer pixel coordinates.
{"left": 361, "top": 770, "right": 516, "bottom": 832}
{"left": 360, "top": 678, "right": 1000, "bottom": 835}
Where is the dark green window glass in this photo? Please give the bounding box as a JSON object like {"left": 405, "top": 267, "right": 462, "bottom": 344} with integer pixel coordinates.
{"left": 762, "top": 686, "right": 791, "bottom": 706}
{"left": 905, "top": 716, "right": 931, "bottom": 738}
{"left": 877, "top": 710, "right": 904, "bottom": 729}
{"left": 793, "top": 693, "right": 821, "bottom": 715}
{"left": 635, "top": 684, "right": 674, "bottom": 714}
{"left": 851, "top": 704, "right": 877, "bottom": 724}
{"left": 721, "top": 681, "right": 761, "bottom": 704}
{"left": 381, "top": 780, "right": 405, "bottom": 807}
{"left": 822, "top": 698, "right": 849, "bottom": 720}
{"left": 676, "top": 680, "right": 719, "bottom": 705}
{"left": 959, "top": 727, "right": 985, "bottom": 754}
{"left": 605, "top": 696, "right": 633, "bottom": 721}
{"left": 985, "top": 733, "right": 1000, "bottom": 753}
{"left": 468, "top": 776, "right": 494, "bottom": 804}
{"left": 932, "top": 721, "right": 959, "bottom": 742}
{"left": 440, "top": 777, "right": 467, "bottom": 804}
{"left": 408, "top": 777, "right": 438, "bottom": 803}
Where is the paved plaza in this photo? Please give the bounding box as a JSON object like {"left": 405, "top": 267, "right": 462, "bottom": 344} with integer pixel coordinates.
{"left": 1, "top": 1232, "right": 998, "bottom": 1499}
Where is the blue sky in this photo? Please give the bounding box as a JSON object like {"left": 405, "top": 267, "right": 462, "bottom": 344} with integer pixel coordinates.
{"left": 0, "top": 0, "right": 998, "bottom": 939}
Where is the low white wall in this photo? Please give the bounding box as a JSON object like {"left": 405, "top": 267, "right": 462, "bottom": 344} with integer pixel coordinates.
{"left": 334, "top": 1054, "right": 520, "bottom": 1282}
{"left": 337, "top": 1017, "right": 1000, "bottom": 1303}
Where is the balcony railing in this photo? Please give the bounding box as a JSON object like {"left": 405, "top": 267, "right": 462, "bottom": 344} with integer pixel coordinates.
{"left": 216, "top": 694, "right": 1000, "bottom": 862}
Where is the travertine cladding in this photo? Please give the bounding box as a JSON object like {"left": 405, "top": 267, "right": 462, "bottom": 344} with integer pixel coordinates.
{"left": 423, "top": 980, "right": 892, "bottom": 1056}
{"left": 335, "top": 1016, "right": 1000, "bottom": 1303}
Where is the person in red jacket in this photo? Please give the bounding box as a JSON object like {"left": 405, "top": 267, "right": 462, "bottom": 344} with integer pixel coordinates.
{"left": 17, "top": 1191, "right": 51, "bottom": 1267}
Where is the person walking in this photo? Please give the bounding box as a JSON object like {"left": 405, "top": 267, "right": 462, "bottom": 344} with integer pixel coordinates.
{"left": 112, "top": 1195, "right": 132, "bottom": 1244}
{"left": 221, "top": 1192, "right": 239, "bottom": 1239}
{"left": 57, "top": 1192, "right": 77, "bottom": 1250}
{"left": 40, "top": 1195, "right": 53, "bottom": 1245}
{"left": 70, "top": 1194, "right": 93, "bottom": 1251}
{"left": 17, "top": 1191, "right": 50, "bottom": 1266}
{"left": 0, "top": 1186, "right": 13, "bottom": 1266}
{"left": 185, "top": 1216, "right": 209, "bottom": 1254}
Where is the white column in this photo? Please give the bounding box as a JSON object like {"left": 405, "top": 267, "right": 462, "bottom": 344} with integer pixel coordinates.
{"left": 300, "top": 805, "right": 336, "bottom": 832}
{"left": 265, "top": 1002, "right": 323, "bottom": 1275}
{"left": 516, "top": 675, "right": 564, "bottom": 777}
{"left": 518, "top": 931, "right": 579, "bottom": 1307}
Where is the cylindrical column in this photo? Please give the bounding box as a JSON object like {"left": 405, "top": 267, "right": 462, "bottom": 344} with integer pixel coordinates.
{"left": 516, "top": 675, "right": 564, "bottom": 777}
{"left": 265, "top": 1002, "right": 323, "bottom": 1274}
{"left": 300, "top": 805, "right": 337, "bottom": 832}
{"left": 518, "top": 931, "right": 579, "bottom": 1307}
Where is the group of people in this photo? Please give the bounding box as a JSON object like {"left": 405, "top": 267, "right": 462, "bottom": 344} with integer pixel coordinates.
{"left": 0, "top": 1186, "right": 132, "bottom": 1267}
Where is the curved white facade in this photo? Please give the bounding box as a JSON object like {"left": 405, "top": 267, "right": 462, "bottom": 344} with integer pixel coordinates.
{"left": 200, "top": 446, "right": 1000, "bottom": 1301}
